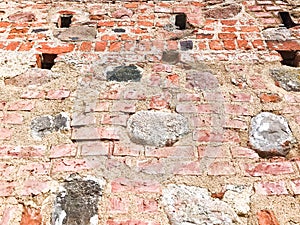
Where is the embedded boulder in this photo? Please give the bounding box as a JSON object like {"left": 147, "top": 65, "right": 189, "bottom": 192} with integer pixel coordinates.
{"left": 106, "top": 65, "right": 142, "bottom": 82}
{"left": 127, "top": 111, "right": 189, "bottom": 147}
{"left": 56, "top": 26, "right": 97, "bottom": 41}
{"left": 262, "top": 27, "right": 292, "bottom": 41}
{"left": 162, "top": 184, "right": 241, "bottom": 225}
{"left": 270, "top": 67, "right": 300, "bottom": 92}
{"left": 204, "top": 4, "right": 242, "bottom": 19}
{"left": 249, "top": 112, "right": 296, "bottom": 157}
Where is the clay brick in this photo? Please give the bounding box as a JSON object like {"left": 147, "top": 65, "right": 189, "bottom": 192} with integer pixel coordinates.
{"left": 223, "top": 40, "right": 236, "bottom": 50}
{"left": 255, "top": 181, "right": 288, "bottom": 195}
{"left": 49, "top": 144, "right": 77, "bottom": 158}
{"left": 101, "top": 113, "right": 129, "bottom": 126}
{"left": 0, "top": 181, "right": 16, "bottom": 196}
{"left": 198, "top": 145, "right": 231, "bottom": 158}
{"left": 243, "top": 162, "right": 294, "bottom": 176}
{"left": 109, "top": 42, "right": 122, "bottom": 51}
{"left": 21, "top": 90, "right": 45, "bottom": 99}
{"left": 237, "top": 40, "right": 252, "bottom": 50}
{"left": 113, "top": 142, "right": 142, "bottom": 156}
{"left": 173, "top": 161, "right": 203, "bottom": 175}
{"left": 209, "top": 40, "right": 223, "bottom": 50}
{"left": 0, "top": 128, "right": 13, "bottom": 140}
{"left": 267, "top": 40, "right": 300, "bottom": 51}
{"left": 221, "top": 20, "right": 238, "bottom": 25}
{"left": 1, "top": 113, "right": 23, "bottom": 124}
{"left": 51, "top": 159, "right": 90, "bottom": 174}
{"left": 95, "top": 102, "right": 111, "bottom": 112}
{"left": 150, "top": 95, "right": 169, "bottom": 110}
{"left": 137, "top": 159, "right": 165, "bottom": 175}
{"left": 20, "top": 207, "right": 42, "bottom": 225}
{"left": 7, "top": 100, "right": 35, "bottom": 111}
{"left": 225, "top": 104, "right": 248, "bottom": 115}
{"left": 80, "top": 141, "right": 111, "bottom": 156}
{"left": 79, "top": 41, "right": 92, "bottom": 52}
{"left": 36, "top": 43, "right": 75, "bottom": 54}
{"left": 230, "top": 93, "right": 253, "bottom": 102}
{"left": 107, "top": 220, "right": 160, "bottom": 225}
{"left": 112, "top": 101, "right": 136, "bottom": 113}
{"left": 231, "top": 146, "right": 259, "bottom": 158}
{"left": 225, "top": 118, "right": 248, "bottom": 129}
{"left": 290, "top": 179, "right": 300, "bottom": 195}
{"left": 9, "top": 28, "right": 28, "bottom": 34}
{"left": 4, "top": 41, "right": 20, "bottom": 51}
{"left": 109, "top": 197, "right": 129, "bottom": 214}
{"left": 259, "top": 93, "right": 281, "bottom": 103}
{"left": 218, "top": 33, "right": 237, "bottom": 39}
{"left": 136, "top": 198, "right": 158, "bottom": 213}
{"left": 145, "top": 146, "right": 195, "bottom": 159}
{"left": 252, "top": 40, "right": 266, "bottom": 50}
{"left": 98, "top": 127, "right": 120, "bottom": 140}
{"left": 111, "top": 178, "right": 161, "bottom": 193}
{"left": 177, "top": 93, "right": 200, "bottom": 101}
{"left": 193, "top": 129, "right": 240, "bottom": 143}
{"left": 46, "top": 90, "right": 70, "bottom": 100}
{"left": 95, "top": 41, "right": 107, "bottom": 51}
{"left": 241, "top": 26, "right": 260, "bottom": 32}
{"left": 0, "top": 145, "right": 46, "bottom": 158}
{"left": 257, "top": 210, "right": 280, "bottom": 225}
{"left": 19, "top": 179, "right": 50, "bottom": 196}
{"left": 207, "top": 161, "right": 236, "bottom": 176}
{"left": 176, "top": 103, "right": 198, "bottom": 113}
{"left": 18, "top": 162, "right": 51, "bottom": 176}
{"left": 196, "top": 33, "right": 214, "bottom": 39}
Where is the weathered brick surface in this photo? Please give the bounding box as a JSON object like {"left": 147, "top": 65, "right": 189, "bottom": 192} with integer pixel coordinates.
{"left": 0, "top": 0, "right": 299, "bottom": 224}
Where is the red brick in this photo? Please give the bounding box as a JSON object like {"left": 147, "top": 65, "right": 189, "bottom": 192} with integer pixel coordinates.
{"left": 152, "top": 64, "right": 172, "bottom": 72}
{"left": 9, "top": 28, "right": 28, "bottom": 34}
{"left": 259, "top": 93, "right": 281, "bottom": 103}
{"left": 222, "top": 27, "right": 237, "bottom": 32}
{"left": 0, "top": 163, "right": 18, "bottom": 180}
{"left": 0, "top": 181, "right": 16, "bottom": 196}
{"left": 137, "top": 159, "right": 165, "bottom": 175}
{"left": 136, "top": 198, "right": 158, "bottom": 213}
{"left": 0, "top": 112, "right": 23, "bottom": 124}
{"left": 51, "top": 159, "right": 90, "bottom": 174}
{"left": 267, "top": 40, "right": 300, "bottom": 51}
{"left": 196, "top": 33, "right": 214, "bottom": 39}
{"left": 218, "top": 33, "right": 237, "bottom": 39}
{"left": 7, "top": 100, "right": 35, "bottom": 111}
{"left": 18, "top": 162, "right": 51, "bottom": 176}
{"left": 111, "top": 178, "right": 161, "bottom": 193}
{"left": 113, "top": 142, "right": 142, "bottom": 156}
{"left": 49, "top": 144, "right": 77, "bottom": 158}
{"left": 21, "top": 90, "right": 45, "bottom": 99}
{"left": 221, "top": 20, "right": 238, "bottom": 25}
{"left": 176, "top": 103, "right": 197, "bottom": 113}
{"left": 257, "top": 210, "right": 280, "bottom": 225}
{"left": 95, "top": 41, "right": 107, "bottom": 51}
{"left": 5, "top": 42, "right": 20, "bottom": 51}
{"left": 254, "top": 181, "right": 288, "bottom": 195}
{"left": 79, "top": 41, "right": 92, "bottom": 52}
{"left": 80, "top": 141, "right": 111, "bottom": 156}
{"left": 290, "top": 179, "right": 300, "bottom": 195}
{"left": 109, "top": 42, "right": 122, "bottom": 51}
{"left": 112, "top": 102, "right": 136, "bottom": 113}
{"left": 241, "top": 26, "right": 260, "bottom": 32}
{"left": 0, "top": 145, "right": 46, "bottom": 158}
{"left": 101, "top": 113, "right": 129, "bottom": 126}
{"left": 198, "top": 145, "right": 231, "bottom": 158}
{"left": 225, "top": 104, "right": 248, "bottom": 115}
{"left": 254, "top": 12, "right": 273, "bottom": 17}
{"left": 150, "top": 95, "right": 169, "bottom": 110}
{"left": 223, "top": 40, "right": 236, "bottom": 50}
{"left": 198, "top": 41, "right": 207, "bottom": 50}
{"left": 243, "top": 162, "right": 294, "bottom": 176}
{"left": 173, "top": 161, "right": 202, "bottom": 175}
{"left": 107, "top": 220, "right": 160, "bottom": 225}
{"left": 190, "top": 115, "right": 212, "bottom": 127}
{"left": 145, "top": 146, "right": 195, "bottom": 159}
{"left": 95, "top": 102, "right": 111, "bottom": 112}
{"left": 109, "top": 197, "right": 129, "bottom": 214}
{"left": 237, "top": 40, "right": 252, "bottom": 50}
{"left": 19, "top": 179, "right": 50, "bottom": 196}
{"left": 193, "top": 129, "right": 240, "bottom": 143}
{"left": 225, "top": 118, "right": 248, "bottom": 129}
{"left": 46, "top": 90, "right": 70, "bottom": 100}
{"left": 98, "top": 127, "right": 120, "bottom": 140}
{"left": 123, "top": 90, "right": 147, "bottom": 100}
{"left": 0, "top": 21, "right": 11, "bottom": 27}
{"left": 71, "top": 127, "right": 100, "bottom": 140}
{"left": 20, "top": 207, "right": 42, "bottom": 225}
{"left": 207, "top": 161, "right": 236, "bottom": 176}
{"left": 247, "top": 5, "right": 263, "bottom": 11}
{"left": 209, "top": 40, "right": 223, "bottom": 50}
{"left": 252, "top": 40, "right": 266, "bottom": 50}
{"left": 36, "top": 43, "right": 75, "bottom": 54}
{"left": 231, "top": 146, "right": 259, "bottom": 158}
{"left": 230, "top": 92, "right": 253, "bottom": 102}
{"left": 177, "top": 93, "right": 200, "bottom": 101}
{"left": 0, "top": 128, "right": 13, "bottom": 140}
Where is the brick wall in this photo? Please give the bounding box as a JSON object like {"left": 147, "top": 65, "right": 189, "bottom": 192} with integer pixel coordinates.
{"left": 0, "top": 0, "right": 300, "bottom": 224}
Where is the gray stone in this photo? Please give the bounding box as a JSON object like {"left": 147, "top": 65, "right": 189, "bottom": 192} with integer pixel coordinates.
{"left": 52, "top": 175, "right": 105, "bottom": 225}
{"left": 162, "top": 184, "right": 241, "bottom": 225}
{"left": 180, "top": 40, "right": 193, "bottom": 51}
{"left": 106, "top": 65, "right": 142, "bottom": 82}
{"left": 56, "top": 26, "right": 97, "bottom": 41}
{"left": 186, "top": 70, "right": 219, "bottom": 90}
{"left": 262, "top": 27, "right": 292, "bottom": 41}
{"left": 249, "top": 112, "right": 296, "bottom": 157}
{"left": 270, "top": 67, "right": 300, "bottom": 92}
{"left": 162, "top": 51, "right": 180, "bottom": 64}
{"left": 127, "top": 111, "right": 189, "bottom": 147}
{"left": 31, "top": 113, "right": 70, "bottom": 139}
{"left": 204, "top": 4, "right": 242, "bottom": 19}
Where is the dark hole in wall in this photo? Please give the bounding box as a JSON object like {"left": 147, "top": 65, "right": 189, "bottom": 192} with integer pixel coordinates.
{"left": 277, "top": 50, "right": 299, "bottom": 67}
{"left": 38, "top": 53, "right": 57, "bottom": 70}
{"left": 58, "top": 14, "right": 73, "bottom": 28}
{"left": 175, "top": 13, "right": 187, "bottom": 30}
{"left": 278, "top": 12, "right": 298, "bottom": 28}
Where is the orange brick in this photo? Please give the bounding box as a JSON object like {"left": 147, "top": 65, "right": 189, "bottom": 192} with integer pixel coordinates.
{"left": 9, "top": 28, "right": 29, "bottom": 34}
{"left": 5, "top": 41, "right": 20, "bottom": 51}
{"left": 79, "top": 42, "right": 92, "bottom": 52}
{"left": 209, "top": 40, "right": 223, "bottom": 50}
{"left": 223, "top": 40, "right": 236, "bottom": 50}
{"left": 18, "top": 42, "right": 34, "bottom": 51}
{"left": 241, "top": 26, "right": 260, "bottom": 32}
{"left": 95, "top": 41, "right": 107, "bottom": 51}
{"left": 237, "top": 40, "right": 251, "bottom": 50}
{"left": 218, "top": 33, "right": 237, "bottom": 39}
{"left": 101, "top": 35, "right": 118, "bottom": 41}
{"left": 36, "top": 43, "right": 75, "bottom": 54}
{"left": 109, "top": 42, "right": 122, "bottom": 52}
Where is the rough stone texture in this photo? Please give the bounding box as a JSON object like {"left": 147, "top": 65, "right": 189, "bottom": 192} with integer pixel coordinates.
{"left": 8, "top": 12, "right": 36, "bottom": 22}
{"left": 106, "top": 65, "right": 142, "bottom": 82}
{"left": 223, "top": 185, "right": 253, "bottom": 216}
{"left": 249, "top": 112, "right": 296, "bottom": 157}
{"left": 270, "top": 67, "right": 300, "bottom": 92}
{"left": 31, "top": 113, "right": 70, "bottom": 139}
{"left": 52, "top": 175, "right": 105, "bottom": 225}
{"left": 162, "top": 184, "right": 241, "bottom": 225}
{"left": 262, "top": 28, "right": 292, "bottom": 41}
{"left": 0, "top": 51, "right": 36, "bottom": 78}
{"left": 161, "top": 51, "right": 180, "bottom": 64}
{"left": 55, "top": 26, "right": 97, "bottom": 41}
{"left": 204, "top": 4, "right": 242, "bottom": 19}
{"left": 127, "top": 111, "right": 189, "bottom": 147}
